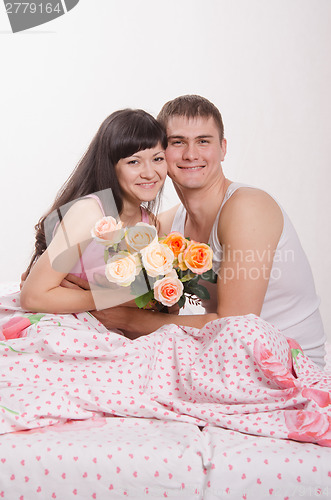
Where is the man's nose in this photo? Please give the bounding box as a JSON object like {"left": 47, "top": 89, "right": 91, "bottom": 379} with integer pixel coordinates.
{"left": 182, "top": 142, "right": 199, "bottom": 161}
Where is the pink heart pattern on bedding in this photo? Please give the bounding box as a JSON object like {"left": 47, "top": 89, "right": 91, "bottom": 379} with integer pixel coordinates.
{"left": 0, "top": 289, "right": 330, "bottom": 446}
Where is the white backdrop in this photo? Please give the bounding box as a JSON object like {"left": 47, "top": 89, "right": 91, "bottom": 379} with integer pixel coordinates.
{"left": 0, "top": 0, "right": 330, "bottom": 340}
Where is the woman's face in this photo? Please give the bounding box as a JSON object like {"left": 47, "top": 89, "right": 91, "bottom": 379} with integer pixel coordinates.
{"left": 115, "top": 143, "right": 167, "bottom": 206}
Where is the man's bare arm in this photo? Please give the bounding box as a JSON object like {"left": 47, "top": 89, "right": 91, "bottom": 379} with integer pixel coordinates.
{"left": 215, "top": 188, "right": 283, "bottom": 317}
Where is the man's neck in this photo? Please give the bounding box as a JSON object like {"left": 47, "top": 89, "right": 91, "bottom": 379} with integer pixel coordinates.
{"left": 174, "top": 176, "right": 232, "bottom": 240}
{"left": 176, "top": 176, "right": 231, "bottom": 221}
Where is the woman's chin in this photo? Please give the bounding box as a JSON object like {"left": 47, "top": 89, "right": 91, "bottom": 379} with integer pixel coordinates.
{"left": 135, "top": 187, "right": 160, "bottom": 202}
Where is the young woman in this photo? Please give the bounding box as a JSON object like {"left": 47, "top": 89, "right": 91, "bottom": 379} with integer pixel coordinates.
{"left": 19, "top": 109, "right": 167, "bottom": 314}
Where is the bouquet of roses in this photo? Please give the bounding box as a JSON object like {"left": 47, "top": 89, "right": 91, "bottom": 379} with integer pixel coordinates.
{"left": 91, "top": 216, "right": 217, "bottom": 311}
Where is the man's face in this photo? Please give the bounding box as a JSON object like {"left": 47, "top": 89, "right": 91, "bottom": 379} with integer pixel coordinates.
{"left": 165, "top": 115, "right": 227, "bottom": 191}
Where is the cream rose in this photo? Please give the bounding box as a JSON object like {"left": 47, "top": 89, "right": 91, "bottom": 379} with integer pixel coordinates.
{"left": 125, "top": 222, "right": 158, "bottom": 252}
{"left": 105, "top": 253, "right": 139, "bottom": 286}
{"left": 141, "top": 243, "right": 174, "bottom": 278}
{"left": 153, "top": 270, "right": 184, "bottom": 307}
{"left": 91, "top": 216, "right": 124, "bottom": 245}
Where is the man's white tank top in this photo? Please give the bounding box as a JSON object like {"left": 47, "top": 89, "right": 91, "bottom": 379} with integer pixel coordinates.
{"left": 171, "top": 182, "right": 326, "bottom": 367}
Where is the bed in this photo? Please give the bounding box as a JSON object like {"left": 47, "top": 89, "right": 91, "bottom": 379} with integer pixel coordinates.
{"left": 0, "top": 282, "right": 330, "bottom": 500}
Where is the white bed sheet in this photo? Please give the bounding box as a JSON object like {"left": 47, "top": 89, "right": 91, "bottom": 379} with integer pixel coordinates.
{"left": 201, "top": 425, "right": 331, "bottom": 499}
{"left": 0, "top": 418, "right": 207, "bottom": 499}
{"left": 0, "top": 417, "right": 330, "bottom": 499}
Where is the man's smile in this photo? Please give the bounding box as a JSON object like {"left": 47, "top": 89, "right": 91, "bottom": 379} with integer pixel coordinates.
{"left": 177, "top": 165, "right": 205, "bottom": 170}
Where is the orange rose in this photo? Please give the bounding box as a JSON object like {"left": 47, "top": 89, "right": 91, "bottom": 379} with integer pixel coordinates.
{"left": 177, "top": 251, "right": 188, "bottom": 271}
{"left": 182, "top": 241, "right": 213, "bottom": 275}
{"left": 153, "top": 271, "right": 184, "bottom": 307}
{"left": 162, "top": 232, "right": 187, "bottom": 258}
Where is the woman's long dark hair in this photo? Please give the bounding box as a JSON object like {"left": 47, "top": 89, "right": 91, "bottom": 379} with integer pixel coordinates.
{"left": 26, "top": 109, "right": 167, "bottom": 275}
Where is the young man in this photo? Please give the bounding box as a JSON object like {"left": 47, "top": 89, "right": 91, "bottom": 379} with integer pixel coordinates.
{"left": 65, "top": 96, "right": 327, "bottom": 367}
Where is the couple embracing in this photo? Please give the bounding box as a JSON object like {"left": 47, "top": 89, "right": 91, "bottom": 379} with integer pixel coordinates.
{"left": 1, "top": 95, "right": 330, "bottom": 445}
{"left": 12, "top": 94, "right": 326, "bottom": 368}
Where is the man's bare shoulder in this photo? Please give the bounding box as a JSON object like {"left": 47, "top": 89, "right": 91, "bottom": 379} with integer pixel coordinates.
{"left": 223, "top": 187, "right": 281, "bottom": 215}
{"left": 219, "top": 187, "right": 283, "bottom": 240}
{"left": 158, "top": 204, "right": 181, "bottom": 236}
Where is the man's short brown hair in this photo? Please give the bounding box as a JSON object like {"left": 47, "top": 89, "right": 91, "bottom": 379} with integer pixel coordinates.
{"left": 157, "top": 95, "right": 224, "bottom": 142}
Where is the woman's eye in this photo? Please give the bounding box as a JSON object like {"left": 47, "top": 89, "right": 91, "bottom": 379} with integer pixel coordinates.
{"left": 127, "top": 160, "right": 138, "bottom": 165}
{"left": 154, "top": 156, "right": 165, "bottom": 162}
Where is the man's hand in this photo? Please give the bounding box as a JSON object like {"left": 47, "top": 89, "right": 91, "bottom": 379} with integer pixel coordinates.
{"left": 20, "top": 270, "right": 28, "bottom": 290}
{"left": 60, "top": 273, "right": 91, "bottom": 290}
{"left": 91, "top": 306, "right": 147, "bottom": 340}
{"left": 91, "top": 300, "right": 180, "bottom": 340}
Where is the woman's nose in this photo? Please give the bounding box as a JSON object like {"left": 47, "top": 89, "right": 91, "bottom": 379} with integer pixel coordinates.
{"left": 140, "top": 161, "right": 155, "bottom": 178}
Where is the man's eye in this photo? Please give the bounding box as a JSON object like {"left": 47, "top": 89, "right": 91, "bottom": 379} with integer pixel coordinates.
{"left": 171, "top": 140, "right": 183, "bottom": 145}
{"left": 199, "top": 139, "right": 209, "bottom": 144}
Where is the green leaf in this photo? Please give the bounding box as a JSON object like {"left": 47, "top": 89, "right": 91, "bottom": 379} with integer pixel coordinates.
{"left": 186, "top": 283, "right": 210, "bottom": 300}
{"left": 0, "top": 342, "right": 26, "bottom": 353}
{"left": 291, "top": 347, "right": 304, "bottom": 372}
{"left": 0, "top": 405, "right": 19, "bottom": 415}
{"left": 104, "top": 248, "right": 109, "bottom": 263}
{"left": 200, "top": 269, "right": 218, "bottom": 283}
{"left": 180, "top": 272, "right": 196, "bottom": 283}
{"left": 177, "top": 294, "right": 186, "bottom": 309}
{"left": 134, "top": 290, "right": 154, "bottom": 309}
{"left": 28, "top": 313, "right": 45, "bottom": 325}
{"left": 184, "top": 280, "right": 201, "bottom": 293}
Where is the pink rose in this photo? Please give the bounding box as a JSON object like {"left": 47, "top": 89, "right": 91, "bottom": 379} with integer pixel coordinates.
{"left": 301, "top": 388, "right": 331, "bottom": 408}
{"left": 1, "top": 316, "right": 31, "bottom": 340}
{"left": 253, "top": 340, "right": 299, "bottom": 389}
{"left": 91, "top": 216, "right": 124, "bottom": 245}
{"left": 287, "top": 338, "right": 303, "bottom": 351}
{"left": 153, "top": 271, "right": 184, "bottom": 307}
{"left": 285, "top": 410, "right": 331, "bottom": 446}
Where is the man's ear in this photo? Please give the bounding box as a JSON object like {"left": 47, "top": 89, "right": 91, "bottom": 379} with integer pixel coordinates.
{"left": 221, "top": 138, "right": 227, "bottom": 161}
